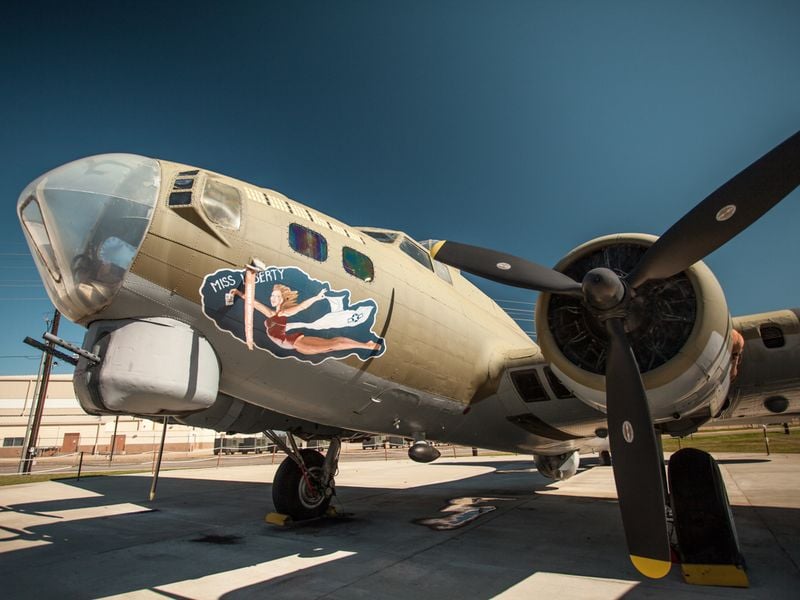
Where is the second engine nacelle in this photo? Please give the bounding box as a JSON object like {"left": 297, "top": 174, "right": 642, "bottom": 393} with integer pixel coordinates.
{"left": 534, "top": 234, "right": 733, "bottom": 422}
{"left": 534, "top": 450, "right": 580, "bottom": 481}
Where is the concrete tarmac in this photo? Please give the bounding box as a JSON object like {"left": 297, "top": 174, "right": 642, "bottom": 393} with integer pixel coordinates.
{"left": 1, "top": 453, "right": 798, "bottom": 599}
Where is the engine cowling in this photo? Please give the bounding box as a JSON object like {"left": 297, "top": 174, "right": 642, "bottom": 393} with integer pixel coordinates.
{"left": 534, "top": 234, "right": 733, "bottom": 422}
{"left": 534, "top": 450, "right": 580, "bottom": 480}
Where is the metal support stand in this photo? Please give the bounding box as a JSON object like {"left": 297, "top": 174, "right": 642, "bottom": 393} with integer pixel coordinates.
{"left": 109, "top": 416, "right": 120, "bottom": 462}
{"left": 149, "top": 417, "right": 168, "bottom": 501}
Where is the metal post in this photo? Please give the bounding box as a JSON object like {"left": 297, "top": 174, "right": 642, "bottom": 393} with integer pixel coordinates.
{"left": 149, "top": 417, "right": 169, "bottom": 501}
{"left": 77, "top": 451, "right": 84, "bottom": 481}
{"left": 762, "top": 425, "right": 771, "bottom": 456}
{"left": 783, "top": 422, "right": 790, "bottom": 435}
{"left": 109, "top": 415, "right": 120, "bottom": 462}
{"left": 20, "top": 309, "right": 60, "bottom": 474}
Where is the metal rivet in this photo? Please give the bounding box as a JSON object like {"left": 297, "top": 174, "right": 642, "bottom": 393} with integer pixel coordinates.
{"left": 496, "top": 262, "right": 511, "bottom": 271}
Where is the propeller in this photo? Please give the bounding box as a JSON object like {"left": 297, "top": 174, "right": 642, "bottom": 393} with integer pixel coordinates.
{"left": 430, "top": 129, "right": 800, "bottom": 578}
{"left": 429, "top": 240, "right": 583, "bottom": 296}
{"left": 628, "top": 130, "right": 800, "bottom": 288}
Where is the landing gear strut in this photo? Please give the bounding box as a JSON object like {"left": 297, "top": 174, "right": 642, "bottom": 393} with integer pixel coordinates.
{"left": 264, "top": 431, "right": 341, "bottom": 521}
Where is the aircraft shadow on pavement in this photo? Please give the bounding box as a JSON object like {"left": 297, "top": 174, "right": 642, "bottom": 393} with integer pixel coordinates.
{"left": 0, "top": 459, "right": 796, "bottom": 599}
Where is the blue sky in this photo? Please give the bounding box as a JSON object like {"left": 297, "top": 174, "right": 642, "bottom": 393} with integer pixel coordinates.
{"left": 1, "top": 1, "right": 798, "bottom": 375}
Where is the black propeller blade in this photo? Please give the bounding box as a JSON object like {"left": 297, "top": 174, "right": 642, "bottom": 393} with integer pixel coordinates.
{"left": 429, "top": 240, "right": 583, "bottom": 296}
{"left": 604, "top": 317, "right": 672, "bottom": 578}
{"left": 628, "top": 130, "right": 800, "bottom": 289}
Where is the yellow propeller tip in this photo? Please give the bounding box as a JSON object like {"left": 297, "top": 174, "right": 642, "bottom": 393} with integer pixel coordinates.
{"left": 631, "top": 555, "right": 672, "bottom": 579}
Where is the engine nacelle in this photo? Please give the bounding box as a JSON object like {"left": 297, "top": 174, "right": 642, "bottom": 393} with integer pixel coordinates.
{"left": 534, "top": 450, "right": 580, "bottom": 480}
{"left": 535, "top": 234, "right": 732, "bottom": 422}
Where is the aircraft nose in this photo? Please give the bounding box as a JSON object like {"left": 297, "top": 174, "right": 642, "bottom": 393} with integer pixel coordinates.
{"left": 17, "top": 154, "right": 160, "bottom": 322}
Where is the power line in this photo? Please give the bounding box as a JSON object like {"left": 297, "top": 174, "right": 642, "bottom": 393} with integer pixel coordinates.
{"left": 493, "top": 298, "right": 537, "bottom": 305}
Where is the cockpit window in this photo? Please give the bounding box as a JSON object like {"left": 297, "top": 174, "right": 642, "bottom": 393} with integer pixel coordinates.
{"left": 200, "top": 178, "right": 241, "bottom": 230}
{"left": 363, "top": 230, "right": 399, "bottom": 243}
{"left": 20, "top": 197, "right": 61, "bottom": 282}
{"left": 399, "top": 236, "right": 433, "bottom": 271}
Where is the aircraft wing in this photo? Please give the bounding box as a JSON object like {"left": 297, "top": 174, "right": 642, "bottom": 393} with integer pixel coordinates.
{"left": 715, "top": 309, "right": 800, "bottom": 424}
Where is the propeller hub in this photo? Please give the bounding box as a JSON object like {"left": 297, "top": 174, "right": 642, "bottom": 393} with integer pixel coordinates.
{"left": 581, "top": 267, "right": 626, "bottom": 310}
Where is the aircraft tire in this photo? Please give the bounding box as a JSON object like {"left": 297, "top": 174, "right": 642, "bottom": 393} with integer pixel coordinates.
{"left": 272, "top": 449, "right": 332, "bottom": 520}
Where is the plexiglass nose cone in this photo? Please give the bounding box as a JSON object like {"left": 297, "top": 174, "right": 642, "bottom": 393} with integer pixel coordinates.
{"left": 17, "top": 154, "right": 160, "bottom": 322}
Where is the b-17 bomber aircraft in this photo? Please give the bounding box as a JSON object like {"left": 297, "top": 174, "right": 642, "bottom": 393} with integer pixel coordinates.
{"left": 16, "top": 129, "right": 800, "bottom": 586}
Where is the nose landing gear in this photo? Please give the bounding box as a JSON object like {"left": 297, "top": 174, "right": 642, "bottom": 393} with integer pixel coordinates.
{"left": 264, "top": 432, "right": 341, "bottom": 521}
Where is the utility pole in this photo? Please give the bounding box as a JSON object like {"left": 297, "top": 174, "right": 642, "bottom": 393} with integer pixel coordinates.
{"left": 17, "top": 342, "right": 47, "bottom": 474}
{"left": 19, "top": 309, "right": 60, "bottom": 474}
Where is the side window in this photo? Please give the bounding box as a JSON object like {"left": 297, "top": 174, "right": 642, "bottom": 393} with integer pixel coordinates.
{"left": 511, "top": 369, "right": 549, "bottom": 402}
{"left": 168, "top": 170, "right": 199, "bottom": 206}
{"left": 432, "top": 260, "right": 453, "bottom": 284}
{"left": 289, "top": 223, "right": 328, "bottom": 261}
{"left": 343, "top": 247, "right": 374, "bottom": 282}
{"left": 760, "top": 325, "right": 785, "bottom": 349}
{"left": 544, "top": 367, "right": 575, "bottom": 399}
{"left": 20, "top": 197, "right": 61, "bottom": 281}
{"left": 363, "top": 230, "right": 398, "bottom": 243}
{"left": 399, "top": 237, "right": 433, "bottom": 271}
{"left": 200, "top": 178, "right": 242, "bottom": 230}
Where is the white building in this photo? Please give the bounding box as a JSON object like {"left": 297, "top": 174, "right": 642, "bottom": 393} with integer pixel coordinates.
{"left": 0, "top": 374, "right": 216, "bottom": 458}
